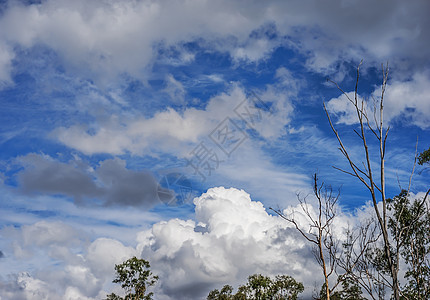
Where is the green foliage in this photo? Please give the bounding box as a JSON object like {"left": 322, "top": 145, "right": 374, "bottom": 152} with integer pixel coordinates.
{"left": 387, "top": 190, "right": 430, "bottom": 299}
{"left": 271, "top": 275, "right": 304, "bottom": 300}
{"left": 418, "top": 147, "right": 430, "bottom": 166}
{"left": 107, "top": 257, "right": 158, "bottom": 300}
{"left": 363, "top": 190, "right": 430, "bottom": 299}
{"left": 336, "top": 276, "right": 366, "bottom": 300}
{"left": 106, "top": 293, "right": 123, "bottom": 300}
{"left": 233, "top": 285, "right": 248, "bottom": 300}
{"left": 207, "top": 285, "right": 234, "bottom": 300}
{"left": 243, "top": 274, "right": 273, "bottom": 299}
{"left": 207, "top": 273, "right": 304, "bottom": 300}
{"left": 319, "top": 282, "right": 338, "bottom": 300}
{"left": 318, "top": 276, "right": 366, "bottom": 300}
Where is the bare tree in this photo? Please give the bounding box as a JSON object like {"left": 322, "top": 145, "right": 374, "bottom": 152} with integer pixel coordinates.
{"left": 334, "top": 125, "right": 430, "bottom": 300}
{"left": 275, "top": 63, "right": 428, "bottom": 299}
{"left": 271, "top": 173, "right": 340, "bottom": 300}
{"left": 323, "top": 62, "right": 401, "bottom": 299}
{"left": 337, "top": 218, "right": 386, "bottom": 299}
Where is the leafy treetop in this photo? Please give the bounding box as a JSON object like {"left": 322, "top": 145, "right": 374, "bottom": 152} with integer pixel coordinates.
{"left": 106, "top": 257, "right": 158, "bottom": 300}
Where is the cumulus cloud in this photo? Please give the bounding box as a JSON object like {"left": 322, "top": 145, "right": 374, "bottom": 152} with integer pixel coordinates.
{"left": 0, "top": 272, "right": 53, "bottom": 300}
{"left": 137, "top": 187, "right": 323, "bottom": 299}
{"left": 0, "top": 222, "right": 137, "bottom": 299}
{"left": 0, "top": 187, "right": 323, "bottom": 299}
{"left": 1, "top": 186, "right": 411, "bottom": 299}
{"left": 16, "top": 153, "right": 161, "bottom": 208}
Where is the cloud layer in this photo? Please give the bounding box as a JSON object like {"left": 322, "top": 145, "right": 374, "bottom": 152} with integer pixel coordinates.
{"left": 0, "top": 0, "right": 429, "bottom": 87}
{"left": 0, "top": 187, "right": 339, "bottom": 299}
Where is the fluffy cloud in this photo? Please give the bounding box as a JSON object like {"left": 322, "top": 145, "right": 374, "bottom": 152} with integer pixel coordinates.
{"left": 0, "top": 272, "right": 53, "bottom": 300}
{"left": 0, "top": 218, "right": 139, "bottom": 299}
{"left": 0, "top": 187, "right": 334, "bottom": 299}
{"left": 137, "top": 187, "right": 326, "bottom": 299}
{"left": 2, "top": 185, "right": 410, "bottom": 299}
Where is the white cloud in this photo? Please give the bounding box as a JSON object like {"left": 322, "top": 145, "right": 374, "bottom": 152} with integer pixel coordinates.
{"left": 383, "top": 71, "right": 430, "bottom": 129}
{"left": 0, "top": 221, "right": 139, "bottom": 299}
{"left": 325, "top": 91, "right": 369, "bottom": 126}
{"left": 53, "top": 85, "right": 249, "bottom": 155}
{"left": 137, "top": 187, "right": 321, "bottom": 299}
{"left": 252, "top": 75, "right": 296, "bottom": 140}
{"left": 50, "top": 80, "right": 303, "bottom": 209}
{"left": 19, "top": 220, "right": 82, "bottom": 249}
{"left": 0, "top": 187, "right": 322, "bottom": 299}
{"left": 14, "top": 272, "right": 52, "bottom": 300}
{"left": 86, "top": 238, "right": 137, "bottom": 278}
{"left": 53, "top": 72, "right": 299, "bottom": 157}
{"left": 325, "top": 70, "right": 430, "bottom": 129}
{"left": 63, "top": 287, "right": 94, "bottom": 300}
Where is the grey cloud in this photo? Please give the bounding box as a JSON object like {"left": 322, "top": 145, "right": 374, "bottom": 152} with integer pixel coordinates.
{"left": 18, "top": 153, "right": 102, "bottom": 201}
{"left": 0, "top": 272, "right": 52, "bottom": 300}
{"left": 270, "top": 0, "right": 430, "bottom": 76}
{"left": 0, "top": 277, "right": 27, "bottom": 300}
{"left": 17, "top": 154, "right": 161, "bottom": 209}
{"left": 96, "top": 158, "right": 159, "bottom": 208}
{"left": 163, "top": 280, "right": 212, "bottom": 300}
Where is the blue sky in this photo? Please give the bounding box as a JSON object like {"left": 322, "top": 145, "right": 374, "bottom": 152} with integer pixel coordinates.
{"left": 0, "top": 0, "right": 429, "bottom": 299}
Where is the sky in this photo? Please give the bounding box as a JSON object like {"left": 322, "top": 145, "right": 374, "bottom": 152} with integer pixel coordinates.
{"left": 0, "top": 0, "right": 429, "bottom": 299}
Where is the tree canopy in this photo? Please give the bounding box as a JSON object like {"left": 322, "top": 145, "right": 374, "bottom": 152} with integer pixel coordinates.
{"left": 106, "top": 257, "right": 158, "bottom": 300}
{"left": 418, "top": 147, "right": 430, "bottom": 166}
{"left": 207, "top": 273, "right": 304, "bottom": 300}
